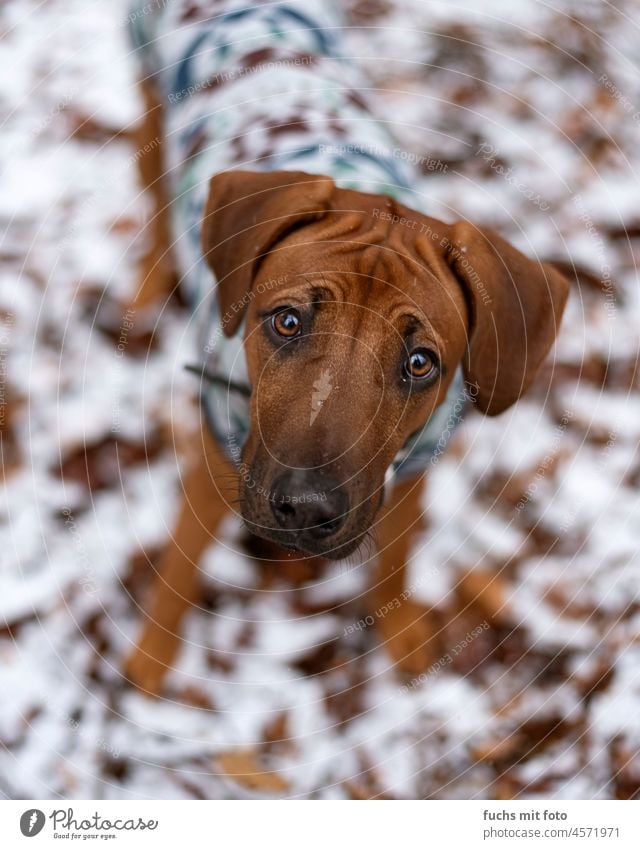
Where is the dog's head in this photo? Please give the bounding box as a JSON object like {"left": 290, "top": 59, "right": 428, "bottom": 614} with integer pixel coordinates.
{"left": 202, "top": 170, "right": 569, "bottom": 558}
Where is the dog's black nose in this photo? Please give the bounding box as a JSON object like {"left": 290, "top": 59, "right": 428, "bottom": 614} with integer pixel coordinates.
{"left": 271, "top": 472, "right": 348, "bottom": 539}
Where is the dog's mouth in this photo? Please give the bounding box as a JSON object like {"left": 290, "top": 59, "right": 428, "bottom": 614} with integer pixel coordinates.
{"left": 241, "top": 520, "right": 369, "bottom": 560}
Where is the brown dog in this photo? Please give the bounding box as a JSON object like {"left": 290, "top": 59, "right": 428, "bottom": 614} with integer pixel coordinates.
{"left": 122, "top": 65, "right": 569, "bottom": 693}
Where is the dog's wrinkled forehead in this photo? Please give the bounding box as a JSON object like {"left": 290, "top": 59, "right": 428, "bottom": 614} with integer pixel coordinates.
{"left": 248, "top": 242, "right": 463, "bottom": 357}
{"left": 225, "top": 185, "right": 471, "bottom": 359}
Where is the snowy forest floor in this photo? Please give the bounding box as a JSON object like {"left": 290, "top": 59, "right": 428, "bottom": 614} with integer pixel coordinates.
{"left": 1, "top": 0, "right": 640, "bottom": 799}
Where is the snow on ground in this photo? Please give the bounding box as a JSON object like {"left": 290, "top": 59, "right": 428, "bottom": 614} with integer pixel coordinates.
{"left": 0, "top": 0, "right": 639, "bottom": 799}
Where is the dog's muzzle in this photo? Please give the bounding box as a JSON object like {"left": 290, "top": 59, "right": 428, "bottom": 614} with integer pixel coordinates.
{"left": 269, "top": 470, "right": 349, "bottom": 548}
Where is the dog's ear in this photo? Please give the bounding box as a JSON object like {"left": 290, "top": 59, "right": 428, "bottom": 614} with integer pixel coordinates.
{"left": 444, "top": 220, "right": 570, "bottom": 415}
{"left": 202, "top": 169, "right": 334, "bottom": 336}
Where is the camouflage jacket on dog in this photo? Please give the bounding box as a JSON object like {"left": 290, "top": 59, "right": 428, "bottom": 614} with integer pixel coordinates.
{"left": 129, "top": 0, "right": 466, "bottom": 480}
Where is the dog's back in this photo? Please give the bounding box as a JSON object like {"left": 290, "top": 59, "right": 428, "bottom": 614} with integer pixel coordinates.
{"left": 129, "top": 0, "right": 420, "bottom": 304}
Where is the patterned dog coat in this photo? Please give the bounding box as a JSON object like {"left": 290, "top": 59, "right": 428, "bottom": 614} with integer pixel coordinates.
{"left": 129, "top": 0, "right": 467, "bottom": 480}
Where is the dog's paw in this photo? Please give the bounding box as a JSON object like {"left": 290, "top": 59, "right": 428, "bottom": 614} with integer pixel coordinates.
{"left": 377, "top": 601, "right": 437, "bottom": 678}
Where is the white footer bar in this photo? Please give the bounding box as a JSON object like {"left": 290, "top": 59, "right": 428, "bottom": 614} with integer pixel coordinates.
{"left": 1, "top": 800, "right": 638, "bottom": 848}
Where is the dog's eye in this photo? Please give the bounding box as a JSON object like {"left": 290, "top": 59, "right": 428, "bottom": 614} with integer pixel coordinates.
{"left": 272, "top": 308, "right": 302, "bottom": 338}
{"left": 404, "top": 348, "right": 438, "bottom": 380}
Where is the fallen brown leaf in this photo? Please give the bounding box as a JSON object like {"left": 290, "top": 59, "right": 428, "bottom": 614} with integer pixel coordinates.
{"left": 457, "top": 569, "right": 513, "bottom": 626}
{"left": 217, "top": 749, "right": 290, "bottom": 795}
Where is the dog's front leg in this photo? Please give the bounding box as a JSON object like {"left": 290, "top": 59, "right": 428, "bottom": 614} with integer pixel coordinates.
{"left": 124, "top": 427, "right": 236, "bottom": 695}
{"left": 371, "top": 474, "right": 437, "bottom": 677}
